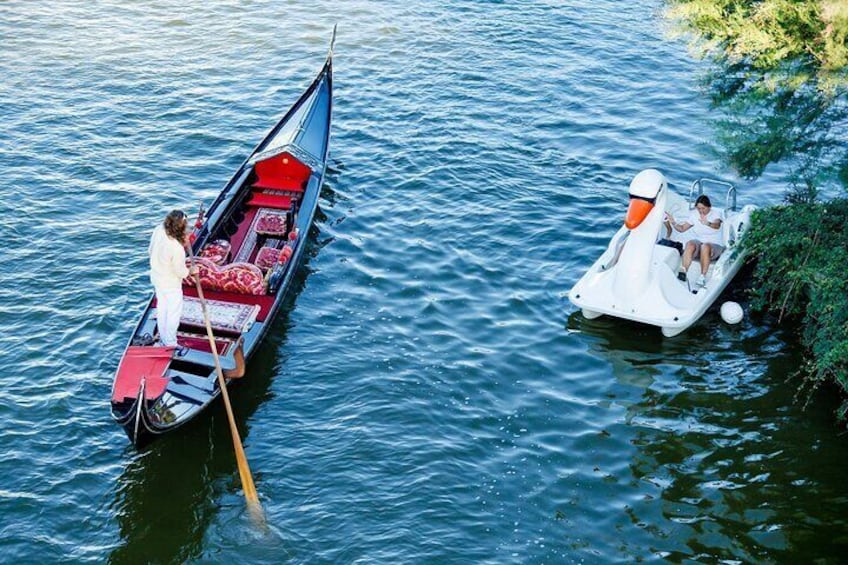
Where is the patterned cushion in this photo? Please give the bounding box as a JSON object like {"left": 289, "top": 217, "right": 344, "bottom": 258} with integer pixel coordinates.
{"left": 254, "top": 246, "right": 281, "bottom": 271}
{"left": 199, "top": 239, "right": 232, "bottom": 265}
{"left": 254, "top": 210, "right": 287, "bottom": 236}
{"left": 185, "top": 256, "right": 266, "bottom": 295}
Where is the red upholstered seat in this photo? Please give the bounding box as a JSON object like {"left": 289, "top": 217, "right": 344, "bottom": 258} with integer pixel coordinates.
{"left": 184, "top": 257, "right": 267, "bottom": 295}
{"left": 177, "top": 332, "right": 234, "bottom": 355}
{"left": 248, "top": 192, "right": 292, "bottom": 210}
{"left": 252, "top": 152, "right": 311, "bottom": 192}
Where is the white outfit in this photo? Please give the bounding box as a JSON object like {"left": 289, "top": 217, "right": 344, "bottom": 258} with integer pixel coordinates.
{"left": 686, "top": 208, "right": 723, "bottom": 245}
{"left": 149, "top": 224, "right": 190, "bottom": 346}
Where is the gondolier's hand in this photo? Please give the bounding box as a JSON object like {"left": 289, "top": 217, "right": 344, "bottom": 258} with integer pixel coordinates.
{"left": 189, "top": 265, "right": 199, "bottom": 277}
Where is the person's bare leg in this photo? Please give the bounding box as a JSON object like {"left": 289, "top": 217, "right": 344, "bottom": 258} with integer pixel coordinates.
{"left": 700, "top": 244, "right": 711, "bottom": 275}
{"left": 682, "top": 241, "right": 696, "bottom": 272}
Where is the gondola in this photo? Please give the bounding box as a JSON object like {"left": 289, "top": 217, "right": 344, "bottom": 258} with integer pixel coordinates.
{"left": 111, "top": 30, "right": 334, "bottom": 446}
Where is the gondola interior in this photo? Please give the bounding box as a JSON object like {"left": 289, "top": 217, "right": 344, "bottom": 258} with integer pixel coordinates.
{"left": 111, "top": 151, "right": 310, "bottom": 426}
{"left": 110, "top": 42, "right": 333, "bottom": 445}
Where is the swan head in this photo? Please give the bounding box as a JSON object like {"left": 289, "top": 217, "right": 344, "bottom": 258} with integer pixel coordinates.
{"left": 624, "top": 169, "right": 667, "bottom": 229}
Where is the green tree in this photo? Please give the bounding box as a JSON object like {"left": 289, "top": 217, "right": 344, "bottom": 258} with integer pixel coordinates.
{"left": 667, "top": 0, "right": 848, "bottom": 90}
{"left": 741, "top": 201, "right": 848, "bottom": 407}
{"left": 668, "top": 0, "right": 848, "bottom": 198}
{"left": 666, "top": 0, "right": 848, "bottom": 415}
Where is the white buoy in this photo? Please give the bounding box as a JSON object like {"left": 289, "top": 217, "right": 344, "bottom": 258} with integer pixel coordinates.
{"left": 720, "top": 301, "right": 744, "bottom": 324}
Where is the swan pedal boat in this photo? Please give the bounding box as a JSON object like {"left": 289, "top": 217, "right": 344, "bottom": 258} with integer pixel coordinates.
{"left": 568, "top": 169, "right": 756, "bottom": 337}
{"left": 110, "top": 33, "right": 334, "bottom": 446}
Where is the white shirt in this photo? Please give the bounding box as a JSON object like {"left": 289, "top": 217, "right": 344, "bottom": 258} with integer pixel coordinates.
{"left": 149, "top": 224, "right": 189, "bottom": 290}
{"left": 687, "top": 208, "right": 723, "bottom": 245}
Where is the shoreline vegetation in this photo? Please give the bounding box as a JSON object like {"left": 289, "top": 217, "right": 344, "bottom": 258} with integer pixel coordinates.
{"left": 665, "top": 1, "right": 848, "bottom": 416}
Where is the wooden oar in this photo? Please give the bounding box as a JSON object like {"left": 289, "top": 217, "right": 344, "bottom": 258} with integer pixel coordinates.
{"left": 186, "top": 241, "right": 263, "bottom": 521}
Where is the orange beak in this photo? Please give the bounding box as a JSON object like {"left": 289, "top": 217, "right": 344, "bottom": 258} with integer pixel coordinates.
{"left": 624, "top": 198, "right": 654, "bottom": 229}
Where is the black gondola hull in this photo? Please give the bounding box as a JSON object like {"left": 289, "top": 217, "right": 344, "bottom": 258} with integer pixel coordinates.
{"left": 110, "top": 39, "right": 334, "bottom": 446}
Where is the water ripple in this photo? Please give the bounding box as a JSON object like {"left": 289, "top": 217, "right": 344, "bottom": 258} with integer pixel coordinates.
{"left": 0, "top": 1, "right": 843, "bottom": 563}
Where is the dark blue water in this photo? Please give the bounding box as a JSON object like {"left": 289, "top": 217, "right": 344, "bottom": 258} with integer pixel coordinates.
{"left": 2, "top": 1, "right": 848, "bottom": 563}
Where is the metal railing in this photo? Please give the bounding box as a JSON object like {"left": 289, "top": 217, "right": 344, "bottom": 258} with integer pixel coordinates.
{"left": 689, "top": 178, "right": 736, "bottom": 212}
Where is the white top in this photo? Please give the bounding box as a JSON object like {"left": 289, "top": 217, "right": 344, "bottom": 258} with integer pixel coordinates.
{"left": 148, "top": 224, "right": 189, "bottom": 290}
{"left": 687, "top": 208, "right": 723, "bottom": 245}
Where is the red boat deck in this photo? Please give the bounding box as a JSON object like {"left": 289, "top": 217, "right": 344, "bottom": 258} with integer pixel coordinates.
{"left": 112, "top": 346, "right": 173, "bottom": 401}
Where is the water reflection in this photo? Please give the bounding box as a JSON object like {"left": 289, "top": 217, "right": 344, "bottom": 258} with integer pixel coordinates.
{"left": 702, "top": 62, "right": 848, "bottom": 197}
{"left": 108, "top": 321, "right": 290, "bottom": 564}
{"left": 567, "top": 308, "right": 848, "bottom": 560}
{"left": 109, "top": 426, "right": 221, "bottom": 564}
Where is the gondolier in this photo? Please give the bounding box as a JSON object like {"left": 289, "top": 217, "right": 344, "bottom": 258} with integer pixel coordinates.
{"left": 149, "top": 209, "right": 198, "bottom": 347}
{"left": 111, "top": 27, "right": 335, "bottom": 446}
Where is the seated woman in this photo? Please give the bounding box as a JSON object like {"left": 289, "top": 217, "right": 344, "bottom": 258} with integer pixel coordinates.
{"left": 666, "top": 194, "right": 723, "bottom": 287}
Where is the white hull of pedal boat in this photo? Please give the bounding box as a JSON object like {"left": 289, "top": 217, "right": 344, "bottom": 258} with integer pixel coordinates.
{"left": 568, "top": 172, "right": 756, "bottom": 337}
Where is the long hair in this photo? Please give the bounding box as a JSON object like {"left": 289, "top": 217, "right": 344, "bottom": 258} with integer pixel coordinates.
{"left": 163, "top": 209, "right": 187, "bottom": 242}
{"left": 695, "top": 194, "right": 712, "bottom": 208}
